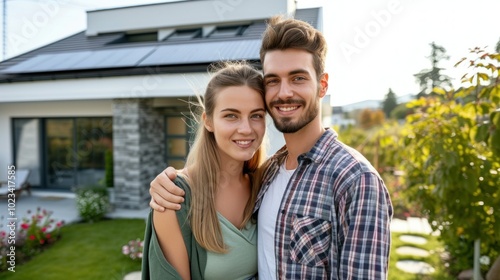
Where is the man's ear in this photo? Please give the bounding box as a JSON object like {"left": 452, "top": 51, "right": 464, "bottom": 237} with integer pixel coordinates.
{"left": 319, "top": 73, "right": 329, "bottom": 98}
{"left": 202, "top": 112, "right": 213, "bottom": 132}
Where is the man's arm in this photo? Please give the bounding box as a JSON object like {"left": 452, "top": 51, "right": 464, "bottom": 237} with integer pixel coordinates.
{"left": 336, "top": 172, "right": 393, "bottom": 279}
{"left": 149, "top": 167, "right": 186, "bottom": 211}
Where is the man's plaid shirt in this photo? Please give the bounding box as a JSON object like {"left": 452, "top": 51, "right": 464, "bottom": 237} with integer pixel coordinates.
{"left": 254, "top": 129, "right": 393, "bottom": 279}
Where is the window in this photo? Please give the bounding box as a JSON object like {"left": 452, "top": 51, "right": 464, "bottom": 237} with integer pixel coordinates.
{"left": 13, "top": 117, "right": 113, "bottom": 189}
{"left": 165, "top": 115, "right": 195, "bottom": 169}
{"left": 166, "top": 28, "right": 202, "bottom": 41}
{"left": 125, "top": 32, "right": 157, "bottom": 42}
{"left": 109, "top": 32, "right": 157, "bottom": 44}
{"left": 209, "top": 25, "right": 247, "bottom": 38}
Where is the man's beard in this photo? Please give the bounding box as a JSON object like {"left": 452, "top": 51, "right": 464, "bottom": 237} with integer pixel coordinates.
{"left": 270, "top": 98, "right": 319, "bottom": 133}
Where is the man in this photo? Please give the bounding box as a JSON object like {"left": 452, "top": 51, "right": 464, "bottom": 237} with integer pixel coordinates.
{"left": 150, "top": 16, "right": 393, "bottom": 279}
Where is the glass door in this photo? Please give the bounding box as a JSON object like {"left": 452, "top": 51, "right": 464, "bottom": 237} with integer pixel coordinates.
{"left": 13, "top": 119, "right": 41, "bottom": 186}
{"left": 46, "top": 119, "right": 76, "bottom": 188}
{"left": 75, "top": 118, "right": 113, "bottom": 187}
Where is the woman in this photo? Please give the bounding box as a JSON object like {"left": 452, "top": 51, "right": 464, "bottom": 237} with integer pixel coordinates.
{"left": 142, "top": 62, "right": 266, "bottom": 280}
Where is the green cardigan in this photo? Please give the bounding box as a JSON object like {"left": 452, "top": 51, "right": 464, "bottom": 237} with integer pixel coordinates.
{"left": 141, "top": 177, "right": 207, "bottom": 280}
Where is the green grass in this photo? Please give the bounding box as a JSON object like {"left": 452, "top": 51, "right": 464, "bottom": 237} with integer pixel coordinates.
{"left": 389, "top": 232, "right": 453, "bottom": 280}
{"left": 0, "top": 218, "right": 145, "bottom": 280}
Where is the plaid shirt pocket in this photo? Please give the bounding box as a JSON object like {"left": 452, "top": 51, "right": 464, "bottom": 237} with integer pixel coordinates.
{"left": 289, "top": 214, "right": 332, "bottom": 267}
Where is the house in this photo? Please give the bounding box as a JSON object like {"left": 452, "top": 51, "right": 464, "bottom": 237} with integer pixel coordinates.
{"left": 341, "top": 99, "right": 382, "bottom": 112}
{"left": 328, "top": 106, "right": 356, "bottom": 128}
{"left": 0, "top": 0, "right": 324, "bottom": 209}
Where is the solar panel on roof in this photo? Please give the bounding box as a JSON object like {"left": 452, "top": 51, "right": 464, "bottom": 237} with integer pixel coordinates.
{"left": 73, "top": 46, "right": 155, "bottom": 69}
{"left": 0, "top": 40, "right": 260, "bottom": 73}
{"left": 138, "top": 39, "right": 260, "bottom": 66}
{"left": 1, "top": 46, "right": 155, "bottom": 73}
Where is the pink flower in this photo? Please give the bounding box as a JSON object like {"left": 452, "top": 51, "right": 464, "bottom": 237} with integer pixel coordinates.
{"left": 46, "top": 233, "right": 51, "bottom": 239}
{"left": 29, "top": 235, "right": 35, "bottom": 240}
{"left": 0, "top": 231, "right": 6, "bottom": 238}
{"left": 41, "top": 227, "right": 47, "bottom": 232}
{"left": 40, "top": 239, "right": 45, "bottom": 245}
{"left": 122, "top": 246, "right": 130, "bottom": 255}
{"left": 21, "top": 223, "right": 30, "bottom": 230}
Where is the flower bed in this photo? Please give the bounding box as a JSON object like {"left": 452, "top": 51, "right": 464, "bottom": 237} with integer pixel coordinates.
{"left": 122, "top": 238, "right": 143, "bottom": 260}
{"left": 0, "top": 207, "right": 64, "bottom": 272}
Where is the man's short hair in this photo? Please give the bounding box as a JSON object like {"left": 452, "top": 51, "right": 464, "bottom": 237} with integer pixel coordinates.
{"left": 260, "top": 15, "right": 328, "bottom": 80}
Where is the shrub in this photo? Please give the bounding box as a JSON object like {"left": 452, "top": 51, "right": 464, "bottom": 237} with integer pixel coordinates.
{"left": 105, "top": 149, "right": 114, "bottom": 188}
{"left": 0, "top": 208, "right": 64, "bottom": 272}
{"left": 75, "top": 186, "right": 109, "bottom": 223}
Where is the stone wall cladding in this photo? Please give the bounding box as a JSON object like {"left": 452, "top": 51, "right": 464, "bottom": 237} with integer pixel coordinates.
{"left": 112, "top": 98, "right": 165, "bottom": 209}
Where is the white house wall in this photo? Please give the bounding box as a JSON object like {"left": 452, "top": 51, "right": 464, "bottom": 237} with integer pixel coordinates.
{"left": 0, "top": 73, "right": 211, "bottom": 103}
{"left": 86, "top": 0, "right": 296, "bottom": 36}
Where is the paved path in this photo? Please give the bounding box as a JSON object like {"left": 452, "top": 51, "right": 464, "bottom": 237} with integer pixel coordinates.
{"left": 391, "top": 217, "right": 440, "bottom": 275}
{"left": 0, "top": 190, "right": 149, "bottom": 225}
{"left": 391, "top": 217, "right": 437, "bottom": 235}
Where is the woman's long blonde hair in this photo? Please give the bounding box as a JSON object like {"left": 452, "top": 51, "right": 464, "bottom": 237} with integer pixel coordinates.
{"left": 185, "top": 61, "right": 266, "bottom": 253}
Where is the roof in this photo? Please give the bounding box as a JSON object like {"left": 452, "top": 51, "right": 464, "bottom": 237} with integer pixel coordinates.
{"left": 0, "top": 8, "right": 321, "bottom": 83}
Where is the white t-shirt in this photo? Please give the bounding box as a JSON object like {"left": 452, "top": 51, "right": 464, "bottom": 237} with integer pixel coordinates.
{"left": 257, "top": 163, "right": 295, "bottom": 280}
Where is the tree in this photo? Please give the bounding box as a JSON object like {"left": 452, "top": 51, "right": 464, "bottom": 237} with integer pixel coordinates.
{"left": 372, "top": 110, "right": 385, "bottom": 126}
{"left": 338, "top": 122, "right": 417, "bottom": 219}
{"left": 381, "top": 88, "right": 398, "bottom": 118}
{"left": 401, "top": 47, "right": 500, "bottom": 276}
{"left": 358, "top": 109, "right": 373, "bottom": 129}
{"left": 390, "top": 103, "right": 413, "bottom": 120}
{"left": 414, "top": 42, "right": 453, "bottom": 97}
{"left": 358, "top": 109, "right": 385, "bottom": 129}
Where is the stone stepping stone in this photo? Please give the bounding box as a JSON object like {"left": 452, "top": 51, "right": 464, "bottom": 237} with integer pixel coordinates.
{"left": 123, "top": 271, "right": 141, "bottom": 280}
{"left": 396, "top": 246, "right": 430, "bottom": 257}
{"left": 399, "top": 234, "right": 428, "bottom": 245}
{"left": 396, "top": 260, "right": 435, "bottom": 274}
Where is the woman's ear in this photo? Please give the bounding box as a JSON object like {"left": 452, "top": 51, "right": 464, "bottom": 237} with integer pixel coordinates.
{"left": 202, "top": 112, "right": 213, "bottom": 132}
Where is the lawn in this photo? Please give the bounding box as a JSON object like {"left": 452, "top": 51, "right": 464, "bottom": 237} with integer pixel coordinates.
{"left": 0, "top": 218, "right": 145, "bottom": 280}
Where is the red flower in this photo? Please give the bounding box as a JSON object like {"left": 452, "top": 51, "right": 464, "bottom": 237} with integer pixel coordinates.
{"left": 21, "top": 223, "right": 30, "bottom": 230}
{"left": 29, "top": 235, "right": 35, "bottom": 240}
{"left": 46, "top": 233, "right": 51, "bottom": 239}
{"left": 41, "top": 227, "right": 47, "bottom": 232}
{"left": 40, "top": 239, "right": 45, "bottom": 245}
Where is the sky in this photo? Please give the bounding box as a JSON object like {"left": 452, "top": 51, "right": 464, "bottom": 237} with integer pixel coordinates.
{"left": 0, "top": 0, "right": 499, "bottom": 106}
